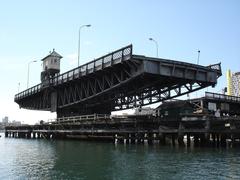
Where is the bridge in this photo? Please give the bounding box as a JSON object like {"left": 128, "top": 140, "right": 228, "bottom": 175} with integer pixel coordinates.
{"left": 14, "top": 45, "right": 222, "bottom": 117}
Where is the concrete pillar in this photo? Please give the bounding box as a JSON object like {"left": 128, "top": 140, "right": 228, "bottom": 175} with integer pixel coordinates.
{"left": 116, "top": 134, "right": 124, "bottom": 144}
{"left": 118, "top": 138, "right": 124, "bottom": 144}
{"left": 51, "top": 133, "right": 56, "bottom": 139}
{"left": 178, "top": 136, "right": 185, "bottom": 147}
{"left": 137, "top": 133, "right": 144, "bottom": 144}
{"left": 194, "top": 136, "right": 200, "bottom": 147}
{"left": 212, "top": 133, "right": 216, "bottom": 147}
{"left": 5, "top": 131, "right": 8, "bottom": 137}
{"left": 171, "top": 135, "right": 175, "bottom": 146}
{"left": 131, "top": 133, "right": 136, "bottom": 144}
{"left": 18, "top": 132, "right": 21, "bottom": 138}
{"left": 220, "top": 134, "right": 227, "bottom": 147}
{"left": 159, "top": 134, "right": 166, "bottom": 145}
{"left": 200, "top": 136, "right": 206, "bottom": 146}
{"left": 46, "top": 133, "right": 50, "bottom": 139}
{"left": 27, "top": 132, "right": 31, "bottom": 138}
{"left": 148, "top": 133, "right": 153, "bottom": 145}
{"left": 216, "top": 134, "right": 220, "bottom": 147}
{"left": 37, "top": 133, "right": 41, "bottom": 138}
{"left": 231, "top": 134, "right": 236, "bottom": 147}
{"left": 125, "top": 134, "right": 130, "bottom": 144}
{"left": 187, "top": 134, "right": 191, "bottom": 147}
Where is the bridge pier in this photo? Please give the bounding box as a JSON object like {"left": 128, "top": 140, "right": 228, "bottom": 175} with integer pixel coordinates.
{"left": 187, "top": 134, "right": 191, "bottom": 147}
{"left": 147, "top": 133, "right": 153, "bottom": 145}
{"left": 178, "top": 135, "right": 185, "bottom": 147}
{"left": 220, "top": 134, "right": 227, "bottom": 147}
{"left": 125, "top": 134, "right": 130, "bottom": 144}
{"left": 130, "top": 133, "right": 136, "bottom": 144}
{"left": 27, "top": 132, "right": 31, "bottom": 139}
{"left": 159, "top": 133, "right": 166, "bottom": 145}
{"left": 194, "top": 136, "right": 200, "bottom": 147}
{"left": 137, "top": 133, "right": 144, "bottom": 144}
{"left": 171, "top": 135, "right": 176, "bottom": 146}
{"left": 32, "top": 132, "right": 36, "bottom": 139}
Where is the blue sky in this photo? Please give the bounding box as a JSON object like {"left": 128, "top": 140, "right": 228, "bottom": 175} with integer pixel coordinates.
{"left": 0, "top": 0, "right": 239, "bottom": 124}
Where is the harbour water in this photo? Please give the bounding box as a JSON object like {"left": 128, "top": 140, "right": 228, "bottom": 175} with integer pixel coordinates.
{"left": 1, "top": 133, "right": 240, "bottom": 180}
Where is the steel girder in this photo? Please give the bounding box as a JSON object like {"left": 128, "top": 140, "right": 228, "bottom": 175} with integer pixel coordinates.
{"left": 56, "top": 59, "right": 141, "bottom": 116}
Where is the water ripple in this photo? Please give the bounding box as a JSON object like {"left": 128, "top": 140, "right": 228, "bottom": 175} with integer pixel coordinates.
{"left": 1, "top": 135, "right": 240, "bottom": 179}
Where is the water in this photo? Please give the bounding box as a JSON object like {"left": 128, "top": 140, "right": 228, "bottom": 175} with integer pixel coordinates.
{"left": 1, "top": 134, "right": 240, "bottom": 180}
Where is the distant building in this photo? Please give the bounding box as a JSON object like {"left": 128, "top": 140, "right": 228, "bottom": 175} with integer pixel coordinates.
{"left": 134, "top": 107, "right": 155, "bottom": 115}
{"left": 0, "top": 117, "right": 21, "bottom": 128}
{"left": 11, "top": 120, "right": 21, "bottom": 126}
{"left": 2, "top": 116, "right": 9, "bottom": 125}
{"left": 227, "top": 70, "right": 240, "bottom": 97}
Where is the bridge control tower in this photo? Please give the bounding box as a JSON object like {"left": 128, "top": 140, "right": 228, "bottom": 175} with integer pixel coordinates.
{"left": 41, "top": 49, "right": 62, "bottom": 83}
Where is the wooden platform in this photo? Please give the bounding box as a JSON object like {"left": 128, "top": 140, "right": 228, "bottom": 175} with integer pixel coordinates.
{"left": 5, "top": 114, "right": 240, "bottom": 147}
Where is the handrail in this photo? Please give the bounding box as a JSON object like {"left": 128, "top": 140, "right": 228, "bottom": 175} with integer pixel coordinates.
{"left": 205, "top": 92, "right": 240, "bottom": 102}
{"left": 44, "top": 114, "right": 111, "bottom": 125}
{"left": 206, "top": 63, "right": 222, "bottom": 77}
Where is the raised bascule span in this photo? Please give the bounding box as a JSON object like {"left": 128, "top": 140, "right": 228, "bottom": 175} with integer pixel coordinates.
{"left": 14, "top": 45, "right": 222, "bottom": 117}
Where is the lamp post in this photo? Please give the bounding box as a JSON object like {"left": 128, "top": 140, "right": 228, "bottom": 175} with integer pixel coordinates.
{"left": 149, "top": 38, "right": 159, "bottom": 58}
{"left": 196, "top": 50, "right": 201, "bottom": 97}
{"left": 17, "top": 82, "right": 20, "bottom": 93}
{"left": 197, "top": 50, "right": 200, "bottom": 64}
{"left": 27, "top": 60, "right": 37, "bottom": 88}
{"left": 78, "top": 24, "right": 91, "bottom": 67}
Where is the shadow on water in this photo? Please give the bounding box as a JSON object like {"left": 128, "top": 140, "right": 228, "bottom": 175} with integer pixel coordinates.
{"left": 1, "top": 134, "right": 240, "bottom": 180}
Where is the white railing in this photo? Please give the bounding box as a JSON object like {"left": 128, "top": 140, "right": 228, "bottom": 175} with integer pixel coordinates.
{"left": 44, "top": 114, "right": 111, "bottom": 125}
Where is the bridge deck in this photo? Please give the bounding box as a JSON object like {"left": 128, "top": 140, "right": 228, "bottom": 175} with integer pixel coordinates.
{"left": 14, "top": 45, "right": 222, "bottom": 117}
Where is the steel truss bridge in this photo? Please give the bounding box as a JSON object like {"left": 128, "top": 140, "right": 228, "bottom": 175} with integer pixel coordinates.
{"left": 15, "top": 45, "right": 222, "bottom": 117}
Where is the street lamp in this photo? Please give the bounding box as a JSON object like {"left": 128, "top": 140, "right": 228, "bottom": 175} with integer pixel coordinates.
{"left": 149, "top": 38, "right": 159, "bottom": 58}
{"left": 197, "top": 50, "right": 200, "bottom": 65}
{"left": 27, "top": 60, "right": 37, "bottom": 88}
{"left": 17, "top": 82, "right": 20, "bottom": 93}
{"left": 78, "top": 24, "right": 91, "bottom": 66}
{"left": 196, "top": 49, "right": 201, "bottom": 97}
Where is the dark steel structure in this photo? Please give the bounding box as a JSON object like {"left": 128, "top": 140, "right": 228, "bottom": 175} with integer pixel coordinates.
{"left": 191, "top": 92, "right": 240, "bottom": 115}
{"left": 15, "top": 45, "right": 222, "bottom": 117}
{"left": 156, "top": 92, "right": 240, "bottom": 120}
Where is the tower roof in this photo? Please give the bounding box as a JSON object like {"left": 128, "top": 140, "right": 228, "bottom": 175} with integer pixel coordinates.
{"left": 41, "top": 49, "right": 62, "bottom": 61}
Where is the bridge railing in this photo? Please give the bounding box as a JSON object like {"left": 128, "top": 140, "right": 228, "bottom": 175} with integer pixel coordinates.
{"left": 15, "top": 84, "right": 42, "bottom": 101}
{"left": 45, "top": 114, "right": 111, "bottom": 125}
{"left": 205, "top": 92, "right": 240, "bottom": 102}
{"left": 50, "top": 44, "right": 132, "bottom": 86}
{"left": 206, "top": 63, "right": 222, "bottom": 77}
{"left": 15, "top": 45, "right": 133, "bottom": 101}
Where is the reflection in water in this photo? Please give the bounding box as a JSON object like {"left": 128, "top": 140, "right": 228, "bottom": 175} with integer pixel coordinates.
{"left": 1, "top": 134, "right": 240, "bottom": 179}
{"left": 0, "top": 137, "right": 56, "bottom": 179}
